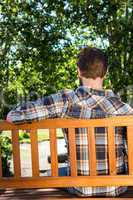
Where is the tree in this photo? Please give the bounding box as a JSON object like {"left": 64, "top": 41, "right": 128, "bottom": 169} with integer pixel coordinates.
{"left": 0, "top": 0, "right": 132, "bottom": 118}
{"left": 0, "top": 0, "right": 77, "bottom": 118}
{"left": 68, "top": 0, "right": 133, "bottom": 98}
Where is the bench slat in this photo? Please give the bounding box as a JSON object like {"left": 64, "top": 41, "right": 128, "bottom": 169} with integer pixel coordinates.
{"left": 108, "top": 126, "right": 116, "bottom": 175}
{"left": 0, "top": 146, "right": 2, "bottom": 177}
{"left": 15, "top": 116, "right": 133, "bottom": 129}
{"left": 127, "top": 126, "right": 133, "bottom": 175}
{"left": 49, "top": 129, "right": 58, "bottom": 176}
{"left": 30, "top": 129, "right": 39, "bottom": 177}
{"left": 87, "top": 127, "right": 97, "bottom": 176}
{"left": 12, "top": 130, "right": 21, "bottom": 177}
{"left": 0, "top": 175, "right": 133, "bottom": 188}
{"left": 68, "top": 128, "right": 77, "bottom": 176}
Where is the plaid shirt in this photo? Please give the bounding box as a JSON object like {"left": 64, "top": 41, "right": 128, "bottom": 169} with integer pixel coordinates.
{"left": 7, "top": 86, "right": 133, "bottom": 197}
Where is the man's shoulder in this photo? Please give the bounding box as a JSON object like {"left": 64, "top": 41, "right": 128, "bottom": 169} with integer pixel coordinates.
{"left": 106, "top": 93, "right": 133, "bottom": 115}
{"left": 47, "top": 88, "right": 76, "bottom": 104}
{"left": 60, "top": 88, "right": 74, "bottom": 95}
{"left": 59, "top": 88, "right": 78, "bottom": 102}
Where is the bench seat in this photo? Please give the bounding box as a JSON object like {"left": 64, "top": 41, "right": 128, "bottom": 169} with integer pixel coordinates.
{"left": 1, "top": 118, "right": 133, "bottom": 199}
{"left": 0, "top": 187, "right": 133, "bottom": 200}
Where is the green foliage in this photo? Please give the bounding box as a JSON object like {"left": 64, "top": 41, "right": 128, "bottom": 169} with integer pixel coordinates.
{"left": 0, "top": 133, "right": 12, "bottom": 176}
{"left": 0, "top": 0, "right": 132, "bottom": 120}
{"left": 68, "top": 0, "right": 133, "bottom": 94}
{"left": 19, "top": 131, "right": 30, "bottom": 143}
{"left": 0, "top": 0, "right": 132, "bottom": 178}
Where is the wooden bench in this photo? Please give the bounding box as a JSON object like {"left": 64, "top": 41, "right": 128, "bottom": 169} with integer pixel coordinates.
{"left": 0, "top": 116, "right": 133, "bottom": 199}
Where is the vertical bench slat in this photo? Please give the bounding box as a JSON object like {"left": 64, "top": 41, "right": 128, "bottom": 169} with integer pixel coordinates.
{"left": 0, "top": 145, "right": 2, "bottom": 177}
{"left": 68, "top": 128, "right": 77, "bottom": 176}
{"left": 107, "top": 126, "right": 116, "bottom": 175}
{"left": 49, "top": 128, "right": 58, "bottom": 176}
{"left": 30, "top": 129, "right": 39, "bottom": 177}
{"left": 127, "top": 126, "right": 133, "bottom": 175}
{"left": 12, "top": 130, "right": 21, "bottom": 177}
{"left": 87, "top": 127, "right": 97, "bottom": 176}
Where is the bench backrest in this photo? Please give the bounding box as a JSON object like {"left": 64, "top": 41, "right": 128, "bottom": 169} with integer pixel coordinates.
{"left": 0, "top": 116, "right": 133, "bottom": 189}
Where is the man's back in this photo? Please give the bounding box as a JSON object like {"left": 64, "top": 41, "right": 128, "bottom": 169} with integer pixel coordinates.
{"left": 62, "top": 86, "right": 132, "bottom": 196}
{"left": 7, "top": 46, "right": 133, "bottom": 197}
{"left": 7, "top": 86, "right": 133, "bottom": 196}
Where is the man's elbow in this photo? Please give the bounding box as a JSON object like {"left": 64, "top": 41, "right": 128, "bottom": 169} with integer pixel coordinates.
{"left": 6, "top": 111, "right": 13, "bottom": 123}
{"left": 6, "top": 110, "right": 24, "bottom": 124}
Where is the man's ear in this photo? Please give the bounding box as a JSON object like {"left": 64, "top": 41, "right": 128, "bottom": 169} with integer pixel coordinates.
{"left": 103, "top": 72, "right": 108, "bottom": 80}
{"left": 77, "top": 68, "right": 81, "bottom": 78}
{"left": 103, "top": 67, "right": 109, "bottom": 79}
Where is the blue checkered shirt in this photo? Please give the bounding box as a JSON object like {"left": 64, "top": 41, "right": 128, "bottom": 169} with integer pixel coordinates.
{"left": 7, "top": 86, "right": 133, "bottom": 196}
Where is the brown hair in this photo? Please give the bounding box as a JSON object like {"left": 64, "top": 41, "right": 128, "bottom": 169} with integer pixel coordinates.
{"left": 77, "top": 46, "right": 108, "bottom": 79}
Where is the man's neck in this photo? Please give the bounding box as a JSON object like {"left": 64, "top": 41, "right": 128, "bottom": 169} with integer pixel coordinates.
{"left": 80, "top": 77, "right": 103, "bottom": 90}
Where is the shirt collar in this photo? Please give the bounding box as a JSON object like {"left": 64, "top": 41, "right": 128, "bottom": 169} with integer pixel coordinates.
{"left": 75, "top": 86, "right": 118, "bottom": 98}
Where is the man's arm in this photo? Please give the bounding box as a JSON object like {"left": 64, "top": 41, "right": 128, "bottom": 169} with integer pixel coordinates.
{"left": 7, "top": 92, "right": 69, "bottom": 124}
{"left": 114, "top": 102, "right": 133, "bottom": 115}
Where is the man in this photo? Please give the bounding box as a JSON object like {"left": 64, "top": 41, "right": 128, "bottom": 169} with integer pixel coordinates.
{"left": 7, "top": 47, "right": 133, "bottom": 197}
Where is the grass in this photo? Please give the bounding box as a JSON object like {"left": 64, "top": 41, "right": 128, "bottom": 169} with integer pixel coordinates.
{"left": 1, "top": 129, "right": 64, "bottom": 143}
{"left": 37, "top": 129, "right": 64, "bottom": 141}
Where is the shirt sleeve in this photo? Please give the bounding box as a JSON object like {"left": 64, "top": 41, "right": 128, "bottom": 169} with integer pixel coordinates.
{"left": 6, "top": 92, "right": 69, "bottom": 124}
{"left": 115, "top": 103, "right": 133, "bottom": 115}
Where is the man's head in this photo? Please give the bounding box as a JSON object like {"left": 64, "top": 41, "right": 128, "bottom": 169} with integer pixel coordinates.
{"left": 77, "top": 46, "right": 108, "bottom": 80}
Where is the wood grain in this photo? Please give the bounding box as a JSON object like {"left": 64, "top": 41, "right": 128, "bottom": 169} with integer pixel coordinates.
{"left": 87, "top": 127, "right": 97, "bottom": 176}
{"left": 13, "top": 116, "right": 133, "bottom": 129}
{"left": 12, "top": 130, "right": 21, "bottom": 177}
{"left": 107, "top": 126, "right": 116, "bottom": 175}
{"left": 0, "top": 117, "right": 133, "bottom": 190}
{"left": 0, "top": 175, "right": 133, "bottom": 188}
{"left": 30, "top": 129, "right": 39, "bottom": 177}
{"left": 0, "top": 145, "right": 2, "bottom": 177}
{"left": 127, "top": 126, "right": 133, "bottom": 175}
{"left": 49, "top": 129, "right": 58, "bottom": 176}
{"left": 68, "top": 128, "right": 77, "bottom": 176}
